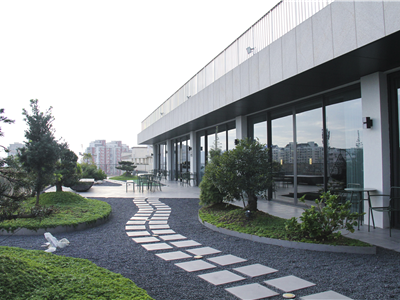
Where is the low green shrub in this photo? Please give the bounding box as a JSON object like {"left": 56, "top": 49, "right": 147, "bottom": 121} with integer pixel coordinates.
{"left": 0, "top": 246, "right": 153, "bottom": 300}
{"left": 285, "top": 191, "right": 363, "bottom": 242}
{"left": 0, "top": 192, "right": 111, "bottom": 232}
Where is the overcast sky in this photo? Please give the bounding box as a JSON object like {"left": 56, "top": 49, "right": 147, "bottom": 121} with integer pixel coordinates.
{"left": 0, "top": 0, "right": 279, "bottom": 158}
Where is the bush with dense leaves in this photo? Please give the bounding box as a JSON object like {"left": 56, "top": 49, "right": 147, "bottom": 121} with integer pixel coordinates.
{"left": 79, "top": 163, "right": 107, "bottom": 181}
{"left": 199, "top": 148, "right": 224, "bottom": 206}
{"left": 285, "top": 191, "right": 363, "bottom": 241}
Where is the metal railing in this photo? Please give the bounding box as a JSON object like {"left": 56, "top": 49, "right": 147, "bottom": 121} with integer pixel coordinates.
{"left": 141, "top": 0, "right": 334, "bottom": 130}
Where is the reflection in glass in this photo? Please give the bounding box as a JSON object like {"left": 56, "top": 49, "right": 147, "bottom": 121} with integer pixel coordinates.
{"left": 254, "top": 121, "right": 267, "bottom": 144}
{"left": 296, "top": 108, "right": 323, "bottom": 200}
{"left": 199, "top": 135, "right": 205, "bottom": 181}
{"left": 272, "top": 115, "right": 294, "bottom": 202}
{"left": 326, "top": 99, "right": 363, "bottom": 190}
{"left": 228, "top": 129, "right": 236, "bottom": 150}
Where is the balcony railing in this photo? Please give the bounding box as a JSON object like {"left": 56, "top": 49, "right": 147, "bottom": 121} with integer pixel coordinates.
{"left": 141, "top": 0, "right": 334, "bottom": 131}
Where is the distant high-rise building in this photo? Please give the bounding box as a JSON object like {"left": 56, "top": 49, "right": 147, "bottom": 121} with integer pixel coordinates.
{"left": 85, "top": 140, "right": 129, "bottom": 175}
{"left": 7, "top": 142, "right": 24, "bottom": 157}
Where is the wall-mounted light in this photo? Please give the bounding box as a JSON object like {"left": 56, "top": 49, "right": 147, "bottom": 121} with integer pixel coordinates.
{"left": 246, "top": 47, "right": 254, "bottom": 54}
{"left": 234, "top": 139, "right": 239, "bottom": 145}
{"left": 363, "top": 117, "right": 373, "bottom": 129}
{"left": 280, "top": 159, "right": 283, "bottom": 165}
{"left": 188, "top": 147, "right": 192, "bottom": 151}
{"left": 309, "top": 158, "right": 312, "bottom": 165}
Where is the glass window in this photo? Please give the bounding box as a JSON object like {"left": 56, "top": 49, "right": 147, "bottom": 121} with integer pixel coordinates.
{"left": 296, "top": 108, "right": 324, "bottom": 200}
{"left": 272, "top": 114, "right": 294, "bottom": 202}
{"left": 228, "top": 128, "right": 236, "bottom": 150}
{"left": 326, "top": 98, "right": 363, "bottom": 190}
{"left": 254, "top": 121, "right": 267, "bottom": 144}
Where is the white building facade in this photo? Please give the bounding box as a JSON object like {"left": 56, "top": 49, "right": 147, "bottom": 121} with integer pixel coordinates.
{"left": 138, "top": 0, "right": 400, "bottom": 230}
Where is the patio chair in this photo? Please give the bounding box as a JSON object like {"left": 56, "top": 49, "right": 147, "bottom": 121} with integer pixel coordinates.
{"left": 138, "top": 175, "right": 151, "bottom": 192}
{"left": 368, "top": 186, "right": 400, "bottom": 237}
{"left": 150, "top": 174, "right": 162, "bottom": 192}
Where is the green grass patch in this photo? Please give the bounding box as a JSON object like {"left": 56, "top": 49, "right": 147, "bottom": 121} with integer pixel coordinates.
{"left": 0, "top": 192, "right": 111, "bottom": 233}
{"left": 0, "top": 246, "right": 154, "bottom": 300}
{"left": 199, "top": 203, "right": 372, "bottom": 247}
{"left": 109, "top": 175, "right": 138, "bottom": 182}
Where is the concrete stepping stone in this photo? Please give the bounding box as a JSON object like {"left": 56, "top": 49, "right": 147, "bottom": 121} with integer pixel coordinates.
{"left": 159, "top": 234, "right": 186, "bottom": 241}
{"left": 153, "top": 213, "right": 170, "bottom": 216}
{"left": 207, "top": 254, "right": 247, "bottom": 266}
{"left": 175, "top": 260, "right": 216, "bottom": 272}
{"left": 126, "top": 231, "right": 150, "bottom": 237}
{"left": 152, "top": 229, "right": 175, "bottom": 235}
{"left": 125, "top": 225, "right": 146, "bottom": 230}
{"left": 151, "top": 217, "right": 169, "bottom": 220}
{"left": 149, "top": 220, "right": 168, "bottom": 224}
{"left": 130, "top": 217, "right": 149, "bottom": 220}
{"left": 198, "top": 270, "right": 245, "bottom": 285}
{"left": 233, "top": 264, "right": 278, "bottom": 278}
{"left": 134, "top": 214, "right": 151, "bottom": 217}
{"left": 226, "top": 283, "right": 279, "bottom": 299}
{"left": 186, "top": 247, "right": 221, "bottom": 256}
{"left": 300, "top": 290, "right": 353, "bottom": 300}
{"left": 126, "top": 220, "right": 146, "bottom": 225}
{"left": 156, "top": 251, "right": 192, "bottom": 261}
{"left": 170, "top": 240, "right": 201, "bottom": 248}
{"left": 131, "top": 237, "right": 160, "bottom": 243}
{"left": 149, "top": 224, "right": 170, "bottom": 229}
{"left": 264, "top": 275, "right": 316, "bottom": 292}
{"left": 141, "top": 242, "right": 173, "bottom": 251}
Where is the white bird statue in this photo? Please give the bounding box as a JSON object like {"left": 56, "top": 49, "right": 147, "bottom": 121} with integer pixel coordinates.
{"left": 41, "top": 232, "right": 70, "bottom": 253}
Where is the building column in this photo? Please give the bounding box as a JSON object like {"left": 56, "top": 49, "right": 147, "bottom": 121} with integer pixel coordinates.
{"left": 361, "top": 72, "right": 391, "bottom": 228}
{"left": 152, "top": 144, "right": 158, "bottom": 171}
{"left": 166, "top": 139, "right": 174, "bottom": 181}
{"left": 190, "top": 131, "right": 197, "bottom": 185}
{"left": 236, "top": 116, "right": 248, "bottom": 140}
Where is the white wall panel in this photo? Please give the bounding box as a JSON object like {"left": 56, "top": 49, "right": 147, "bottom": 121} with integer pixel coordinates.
{"left": 355, "top": 1, "right": 385, "bottom": 48}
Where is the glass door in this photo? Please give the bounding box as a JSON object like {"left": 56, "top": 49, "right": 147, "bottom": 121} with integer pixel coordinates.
{"left": 389, "top": 72, "right": 400, "bottom": 229}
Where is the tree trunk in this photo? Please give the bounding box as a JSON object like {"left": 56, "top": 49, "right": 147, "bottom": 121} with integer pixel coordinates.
{"left": 246, "top": 193, "right": 258, "bottom": 211}
{"left": 56, "top": 182, "right": 63, "bottom": 192}
{"left": 35, "top": 192, "right": 40, "bottom": 207}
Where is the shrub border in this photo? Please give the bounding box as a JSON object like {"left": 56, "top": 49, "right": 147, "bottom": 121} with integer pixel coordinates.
{"left": 198, "top": 214, "right": 376, "bottom": 255}
{"left": 0, "top": 213, "right": 111, "bottom": 236}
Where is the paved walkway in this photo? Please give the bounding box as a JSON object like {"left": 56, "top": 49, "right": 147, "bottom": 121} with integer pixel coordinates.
{"left": 126, "top": 197, "right": 352, "bottom": 300}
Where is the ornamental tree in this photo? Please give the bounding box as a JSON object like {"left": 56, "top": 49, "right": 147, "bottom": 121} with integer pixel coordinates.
{"left": 53, "top": 143, "right": 81, "bottom": 192}
{"left": 115, "top": 161, "right": 136, "bottom": 176}
{"left": 18, "top": 100, "right": 60, "bottom": 206}
{"left": 0, "top": 109, "right": 33, "bottom": 221}
{"left": 213, "top": 138, "right": 273, "bottom": 211}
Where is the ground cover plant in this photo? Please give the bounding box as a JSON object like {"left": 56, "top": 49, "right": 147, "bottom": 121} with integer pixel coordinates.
{"left": 109, "top": 174, "right": 138, "bottom": 181}
{"left": 199, "top": 202, "right": 371, "bottom": 247}
{"left": 0, "top": 192, "right": 111, "bottom": 233}
{"left": 0, "top": 246, "right": 153, "bottom": 300}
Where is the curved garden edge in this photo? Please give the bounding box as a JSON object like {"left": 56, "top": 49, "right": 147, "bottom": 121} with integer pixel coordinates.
{"left": 198, "top": 215, "right": 377, "bottom": 255}
{"left": 0, "top": 213, "right": 112, "bottom": 236}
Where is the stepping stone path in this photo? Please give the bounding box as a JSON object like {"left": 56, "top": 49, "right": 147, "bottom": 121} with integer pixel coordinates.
{"left": 126, "top": 198, "right": 353, "bottom": 300}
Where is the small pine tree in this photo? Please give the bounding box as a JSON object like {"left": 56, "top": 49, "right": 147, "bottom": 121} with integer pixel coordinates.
{"left": 115, "top": 161, "right": 136, "bottom": 176}
{"left": 18, "top": 100, "right": 60, "bottom": 206}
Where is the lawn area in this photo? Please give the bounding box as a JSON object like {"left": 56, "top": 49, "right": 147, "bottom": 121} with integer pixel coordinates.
{"left": 0, "top": 192, "right": 111, "bottom": 233}
{"left": 109, "top": 174, "right": 138, "bottom": 181}
{"left": 0, "top": 246, "right": 154, "bottom": 300}
{"left": 199, "top": 203, "right": 372, "bottom": 247}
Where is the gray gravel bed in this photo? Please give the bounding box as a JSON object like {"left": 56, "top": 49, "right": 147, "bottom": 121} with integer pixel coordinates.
{"left": 1, "top": 197, "right": 399, "bottom": 300}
